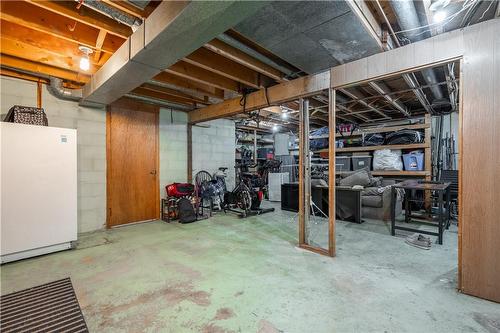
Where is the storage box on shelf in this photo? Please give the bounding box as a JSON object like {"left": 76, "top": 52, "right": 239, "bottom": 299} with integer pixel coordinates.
{"left": 316, "top": 115, "right": 432, "bottom": 178}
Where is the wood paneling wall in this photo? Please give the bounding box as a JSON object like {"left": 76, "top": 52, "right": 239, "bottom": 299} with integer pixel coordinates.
{"left": 330, "top": 19, "right": 500, "bottom": 303}
{"left": 460, "top": 20, "right": 500, "bottom": 303}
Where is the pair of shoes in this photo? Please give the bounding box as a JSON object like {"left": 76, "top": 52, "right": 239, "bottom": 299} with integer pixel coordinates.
{"left": 405, "top": 233, "right": 432, "bottom": 250}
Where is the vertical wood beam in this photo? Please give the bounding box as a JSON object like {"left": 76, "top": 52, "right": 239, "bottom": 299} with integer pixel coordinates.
{"left": 303, "top": 99, "right": 311, "bottom": 245}
{"left": 298, "top": 98, "right": 305, "bottom": 245}
{"left": 187, "top": 124, "right": 193, "bottom": 183}
{"left": 36, "top": 81, "right": 42, "bottom": 108}
{"left": 328, "top": 89, "right": 336, "bottom": 257}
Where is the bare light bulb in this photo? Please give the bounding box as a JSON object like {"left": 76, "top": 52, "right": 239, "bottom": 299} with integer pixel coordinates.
{"left": 80, "top": 55, "right": 90, "bottom": 71}
{"left": 281, "top": 112, "right": 288, "bottom": 119}
{"left": 433, "top": 10, "right": 446, "bottom": 23}
{"left": 272, "top": 125, "right": 278, "bottom": 132}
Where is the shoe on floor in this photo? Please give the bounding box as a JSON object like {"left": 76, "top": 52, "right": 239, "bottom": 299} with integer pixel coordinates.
{"left": 405, "top": 233, "right": 432, "bottom": 250}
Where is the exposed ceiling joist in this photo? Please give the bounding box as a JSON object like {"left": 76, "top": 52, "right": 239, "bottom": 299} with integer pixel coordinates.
{"left": 165, "top": 61, "right": 240, "bottom": 93}
{"left": 152, "top": 72, "right": 224, "bottom": 100}
{"left": 339, "top": 88, "right": 391, "bottom": 120}
{"left": 184, "top": 47, "right": 262, "bottom": 89}
{"left": 141, "top": 83, "right": 208, "bottom": 105}
{"left": 131, "top": 87, "right": 197, "bottom": 107}
{"left": 0, "top": 54, "right": 90, "bottom": 83}
{"left": 100, "top": 0, "right": 146, "bottom": 19}
{"left": 368, "top": 81, "right": 410, "bottom": 117}
{"left": 0, "top": 1, "right": 121, "bottom": 54}
{"left": 0, "top": 34, "right": 100, "bottom": 74}
{"left": 189, "top": 70, "right": 330, "bottom": 123}
{"left": 94, "top": 30, "right": 107, "bottom": 62}
{"left": 204, "top": 39, "right": 285, "bottom": 82}
{"left": 0, "top": 68, "right": 50, "bottom": 84}
{"left": 82, "top": 1, "right": 267, "bottom": 105}
{"left": 26, "top": 0, "right": 132, "bottom": 39}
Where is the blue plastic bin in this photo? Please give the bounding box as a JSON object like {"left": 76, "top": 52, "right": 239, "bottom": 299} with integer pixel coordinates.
{"left": 402, "top": 152, "right": 424, "bottom": 171}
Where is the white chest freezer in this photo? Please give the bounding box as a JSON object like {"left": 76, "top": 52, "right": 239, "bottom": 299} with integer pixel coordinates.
{"left": 1, "top": 122, "right": 77, "bottom": 263}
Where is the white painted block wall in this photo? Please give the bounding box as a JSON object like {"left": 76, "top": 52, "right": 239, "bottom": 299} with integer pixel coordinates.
{"left": 159, "top": 108, "right": 188, "bottom": 195}
{"left": 1, "top": 77, "right": 237, "bottom": 230}
{"left": 1, "top": 76, "right": 106, "bottom": 233}
{"left": 192, "top": 119, "right": 236, "bottom": 190}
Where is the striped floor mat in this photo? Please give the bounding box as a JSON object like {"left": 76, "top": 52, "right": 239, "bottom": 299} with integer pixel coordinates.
{"left": 0, "top": 278, "right": 89, "bottom": 333}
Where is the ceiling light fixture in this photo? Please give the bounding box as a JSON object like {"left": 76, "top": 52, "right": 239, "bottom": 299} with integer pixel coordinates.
{"left": 433, "top": 10, "right": 447, "bottom": 23}
{"left": 272, "top": 124, "right": 279, "bottom": 132}
{"left": 281, "top": 112, "right": 288, "bottom": 120}
{"left": 78, "top": 46, "right": 93, "bottom": 71}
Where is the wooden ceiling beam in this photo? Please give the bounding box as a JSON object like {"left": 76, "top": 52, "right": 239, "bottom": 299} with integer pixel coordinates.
{"left": 0, "top": 21, "right": 101, "bottom": 73}
{"left": 94, "top": 30, "right": 107, "bottom": 62}
{"left": 189, "top": 70, "right": 330, "bottom": 123}
{"left": 165, "top": 61, "right": 241, "bottom": 93}
{"left": 141, "top": 83, "right": 208, "bottom": 105}
{"left": 204, "top": 39, "right": 285, "bottom": 83}
{"left": 131, "top": 87, "right": 196, "bottom": 107}
{"left": 100, "top": 0, "right": 145, "bottom": 18}
{"left": 25, "top": 0, "right": 132, "bottom": 39}
{"left": 0, "top": 68, "right": 50, "bottom": 85}
{"left": 152, "top": 72, "right": 224, "bottom": 100}
{"left": 0, "top": 55, "right": 90, "bottom": 83}
{"left": 184, "top": 48, "right": 262, "bottom": 89}
{"left": 0, "top": 1, "right": 123, "bottom": 54}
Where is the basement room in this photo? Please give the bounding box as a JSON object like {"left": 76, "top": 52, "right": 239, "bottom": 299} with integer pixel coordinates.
{"left": 1, "top": 1, "right": 499, "bottom": 332}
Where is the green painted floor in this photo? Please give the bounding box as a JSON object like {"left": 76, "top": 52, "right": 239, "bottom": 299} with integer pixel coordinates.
{"left": 1, "top": 204, "right": 499, "bottom": 333}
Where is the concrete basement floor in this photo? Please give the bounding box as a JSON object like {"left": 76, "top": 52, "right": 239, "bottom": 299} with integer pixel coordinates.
{"left": 1, "top": 203, "right": 499, "bottom": 333}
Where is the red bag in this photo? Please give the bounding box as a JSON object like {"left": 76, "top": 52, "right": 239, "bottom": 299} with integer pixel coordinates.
{"left": 166, "top": 183, "right": 194, "bottom": 198}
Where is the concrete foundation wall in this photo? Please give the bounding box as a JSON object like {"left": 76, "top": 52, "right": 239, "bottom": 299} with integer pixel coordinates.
{"left": 0, "top": 77, "right": 237, "bottom": 232}
{"left": 159, "top": 108, "right": 188, "bottom": 196}
{"left": 192, "top": 119, "right": 236, "bottom": 189}
{"left": 1, "top": 77, "right": 106, "bottom": 233}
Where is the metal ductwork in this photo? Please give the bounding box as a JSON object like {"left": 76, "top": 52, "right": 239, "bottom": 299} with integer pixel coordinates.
{"left": 390, "top": 0, "right": 444, "bottom": 101}
{"left": 46, "top": 77, "right": 82, "bottom": 102}
{"left": 82, "top": 1, "right": 268, "bottom": 105}
{"left": 216, "top": 33, "right": 298, "bottom": 79}
{"left": 2, "top": 65, "right": 104, "bottom": 108}
{"left": 47, "top": 77, "right": 105, "bottom": 108}
{"left": 75, "top": 0, "right": 142, "bottom": 28}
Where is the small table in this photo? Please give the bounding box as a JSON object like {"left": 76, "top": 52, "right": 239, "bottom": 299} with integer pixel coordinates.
{"left": 391, "top": 180, "right": 451, "bottom": 244}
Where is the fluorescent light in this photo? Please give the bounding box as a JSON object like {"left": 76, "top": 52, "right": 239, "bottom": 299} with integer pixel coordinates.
{"left": 79, "top": 56, "right": 90, "bottom": 71}
{"left": 433, "top": 10, "right": 446, "bottom": 23}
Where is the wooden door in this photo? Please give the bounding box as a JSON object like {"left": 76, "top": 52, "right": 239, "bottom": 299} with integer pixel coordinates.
{"left": 107, "top": 99, "right": 159, "bottom": 227}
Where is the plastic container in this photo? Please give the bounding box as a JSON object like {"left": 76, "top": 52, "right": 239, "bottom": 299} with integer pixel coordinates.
{"left": 335, "top": 156, "right": 351, "bottom": 171}
{"left": 402, "top": 152, "right": 424, "bottom": 171}
{"left": 352, "top": 155, "right": 372, "bottom": 171}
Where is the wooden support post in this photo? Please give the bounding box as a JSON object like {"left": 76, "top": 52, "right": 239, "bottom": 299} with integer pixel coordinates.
{"left": 36, "top": 81, "right": 42, "bottom": 108}
{"left": 328, "top": 89, "right": 336, "bottom": 257}
{"left": 187, "top": 124, "right": 193, "bottom": 183}
{"left": 298, "top": 98, "right": 305, "bottom": 245}
{"left": 303, "top": 99, "right": 311, "bottom": 244}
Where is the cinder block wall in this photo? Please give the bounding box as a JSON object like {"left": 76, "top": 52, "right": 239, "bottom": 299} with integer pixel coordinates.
{"left": 1, "top": 77, "right": 106, "bottom": 233}
{"left": 192, "top": 119, "right": 236, "bottom": 189}
{"left": 1, "top": 77, "right": 237, "bottom": 230}
{"left": 159, "top": 108, "right": 188, "bottom": 195}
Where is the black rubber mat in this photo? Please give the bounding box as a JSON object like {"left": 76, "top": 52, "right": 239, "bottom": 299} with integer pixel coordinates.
{"left": 0, "top": 278, "right": 89, "bottom": 333}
